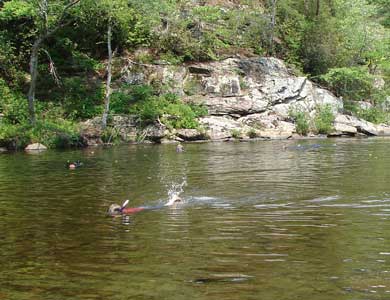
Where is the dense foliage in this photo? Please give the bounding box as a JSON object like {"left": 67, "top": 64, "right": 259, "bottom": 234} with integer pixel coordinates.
{"left": 314, "top": 105, "right": 335, "bottom": 134}
{"left": 0, "top": 0, "right": 389, "bottom": 147}
{"left": 111, "top": 84, "right": 207, "bottom": 129}
{"left": 289, "top": 109, "right": 310, "bottom": 135}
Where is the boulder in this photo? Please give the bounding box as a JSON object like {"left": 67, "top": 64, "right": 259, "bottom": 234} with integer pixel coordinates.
{"left": 331, "top": 123, "right": 358, "bottom": 136}
{"left": 0, "top": 147, "right": 8, "bottom": 153}
{"left": 199, "top": 116, "right": 248, "bottom": 140}
{"left": 144, "top": 124, "right": 167, "bottom": 141}
{"left": 160, "top": 138, "right": 178, "bottom": 144}
{"left": 377, "top": 124, "right": 390, "bottom": 136}
{"left": 175, "top": 129, "right": 206, "bottom": 141}
{"left": 238, "top": 111, "right": 286, "bottom": 129}
{"left": 332, "top": 114, "right": 390, "bottom": 137}
{"left": 25, "top": 143, "right": 47, "bottom": 151}
{"left": 80, "top": 117, "right": 103, "bottom": 146}
{"left": 334, "top": 114, "right": 379, "bottom": 136}
{"left": 258, "top": 129, "right": 293, "bottom": 139}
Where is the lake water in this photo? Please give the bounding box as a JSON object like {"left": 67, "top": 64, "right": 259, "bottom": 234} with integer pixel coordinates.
{"left": 1, "top": 138, "right": 390, "bottom": 300}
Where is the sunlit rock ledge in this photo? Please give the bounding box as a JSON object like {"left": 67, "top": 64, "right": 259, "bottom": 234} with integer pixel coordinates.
{"left": 80, "top": 57, "right": 390, "bottom": 145}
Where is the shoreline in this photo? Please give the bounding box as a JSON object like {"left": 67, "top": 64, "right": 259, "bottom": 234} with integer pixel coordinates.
{"left": 3, "top": 134, "right": 390, "bottom": 154}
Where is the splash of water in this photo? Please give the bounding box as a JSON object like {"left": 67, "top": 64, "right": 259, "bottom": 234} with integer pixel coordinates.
{"left": 165, "top": 177, "right": 187, "bottom": 206}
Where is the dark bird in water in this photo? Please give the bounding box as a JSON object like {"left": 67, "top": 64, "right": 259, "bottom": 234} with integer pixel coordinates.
{"left": 66, "top": 160, "right": 83, "bottom": 169}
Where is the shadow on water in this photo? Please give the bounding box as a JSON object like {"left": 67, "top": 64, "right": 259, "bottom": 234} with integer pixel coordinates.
{"left": 1, "top": 138, "right": 390, "bottom": 299}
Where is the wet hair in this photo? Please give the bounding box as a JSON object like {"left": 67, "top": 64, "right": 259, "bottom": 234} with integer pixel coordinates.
{"left": 108, "top": 204, "right": 122, "bottom": 215}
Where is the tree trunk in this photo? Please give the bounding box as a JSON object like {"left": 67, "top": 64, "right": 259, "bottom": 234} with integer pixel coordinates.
{"left": 268, "top": 0, "right": 277, "bottom": 56}
{"left": 316, "top": 0, "right": 320, "bottom": 16}
{"left": 27, "top": 38, "right": 43, "bottom": 125}
{"left": 303, "top": 0, "right": 309, "bottom": 15}
{"left": 102, "top": 21, "right": 113, "bottom": 130}
{"left": 25, "top": 0, "right": 80, "bottom": 126}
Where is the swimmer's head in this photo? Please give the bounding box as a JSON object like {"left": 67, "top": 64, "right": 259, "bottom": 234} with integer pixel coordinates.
{"left": 108, "top": 204, "right": 122, "bottom": 215}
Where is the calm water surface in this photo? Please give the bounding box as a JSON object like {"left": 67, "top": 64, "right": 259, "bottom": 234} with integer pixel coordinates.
{"left": 1, "top": 138, "right": 390, "bottom": 300}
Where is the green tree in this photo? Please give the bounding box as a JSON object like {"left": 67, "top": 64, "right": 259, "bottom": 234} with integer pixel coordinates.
{"left": 267, "top": 0, "right": 278, "bottom": 56}
{"left": 1, "top": 0, "right": 81, "bottom": 125}
{"left": 76, "top": 0, "right": 148, "bottom": 128}
{"left": 368, "top": 0, "right": 390, "bottom": 27}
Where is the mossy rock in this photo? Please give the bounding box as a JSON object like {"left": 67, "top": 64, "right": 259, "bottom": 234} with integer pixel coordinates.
{"left": 184, "top": 76, "right": 204, "bottom": 96}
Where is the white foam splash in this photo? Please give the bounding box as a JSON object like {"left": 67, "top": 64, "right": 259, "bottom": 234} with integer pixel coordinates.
{"left": 305, "top": 195, "right": 340, "bottom": 203}
{"left": 165, "top": 178, "right": 187, "bottom": 206}
{"left": 192, "top": 196, "right": 217, "bottom": 202}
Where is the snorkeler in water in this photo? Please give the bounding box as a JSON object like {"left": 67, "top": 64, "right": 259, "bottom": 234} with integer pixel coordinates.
{"left": 66, "top": 160, "right": 83, "bottom": 169}
{"left": 107, "top": 196, "right": 182, "bottom": 216}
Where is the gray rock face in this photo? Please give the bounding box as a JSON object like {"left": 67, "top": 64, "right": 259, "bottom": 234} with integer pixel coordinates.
{"left": 182, "top": 58, "right": 342, "bottom": 120}
{"left": 238, "top": 57, "right": 290, "bottom": 77}
{"left": 25, "top": 143, "right": 47, "bottom": 151}
{"left": 85, "top": 56, "right": 385, "bottom": 142}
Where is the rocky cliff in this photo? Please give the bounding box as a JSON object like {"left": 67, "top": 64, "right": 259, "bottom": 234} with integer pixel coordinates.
{"left": 81, "top": 57, "right": 390, "bottom": 145}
